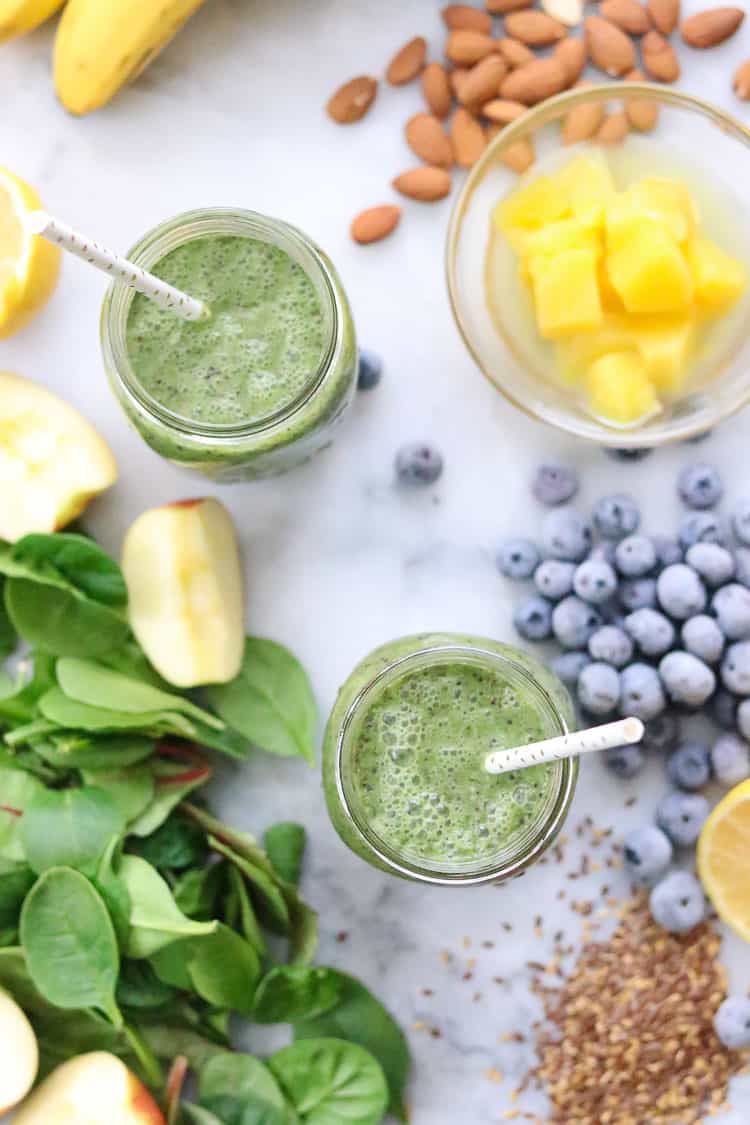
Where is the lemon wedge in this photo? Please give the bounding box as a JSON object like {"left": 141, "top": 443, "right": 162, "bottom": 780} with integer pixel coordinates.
{"left": 0, "top": 167, "right": 60, "bottom": 338}
{"left": 697, "top": 778, "right": 750, "bottom": 941}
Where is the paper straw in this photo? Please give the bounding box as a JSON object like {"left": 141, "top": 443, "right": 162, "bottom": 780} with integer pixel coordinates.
{"left": 28, "top": 211, "right": 209, "bottom": 322}
{"left": 484, "top": 717, "right": 644, "bottom": 776}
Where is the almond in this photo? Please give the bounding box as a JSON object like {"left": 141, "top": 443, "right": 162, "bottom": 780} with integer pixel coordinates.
{"left": 542, "top": 0, "right": 585, "bottom": 26}
{"left": 421, "top": 62, "right": 453, "bottom": 118}
{"left": 501, "top": 137, "right": 536, "bottom": 173}
{"left": 405, "top": 113, "right": 454, "bottom": 167}
{"left": 351, "top": 205, "right": 402, "bottom": 245}
{"left": 561, "top": 98, "right": 606, "bottom": 142}
{"left": 445, "top": 29, "right": 498, "bottom": 63}
{"left": 681, "top": 6, "right": 744, "bottom": 46}
{"left": 451, "top": 107, "right": 488, "bottom": 166}
{"left": 459, "top": 54, "right": 508, "bottom": 105}
{"left": 585, "top": 15, "right": 637, "bottom": 74}
{"left": 442, "top": 4, "right": 493, "bottom": 32}
{"left": 449, "top": 67, "right": 470, "bottom": 96}
{"left": 648, "top": 0, "right": 679, "bottom": 33}
{"left": 386, "top": 36, "right": 427, "bottom": 85}
{"left": 642, "top": 29, "right": 680, "bottom": 79}
{"left": 624, "top": 66, "right": 659, "bottom": 129}
{"left": 596, "top": 110, "right": 630, "bottom": 144}
{"left": 487, "top": 0, "right": 534, "bottom": 11}
{"left": 482, "top": 97, "right": 528, "bottom": 122}
{"left": 554, "top": 37, "right": 588, "bottom": 83}
{"left": 500, "top": 56, "right": 569, "bottom": 102}
{"left": 600, "top": 0, "right": 652, "bottom": 33}
{"left": 497, "top": 37, "right": 536, "bottom": 66}
{"left": 392, "top": 166, "right": 453, "bottom": 201}
{"left": 505, "top": 10, "right": 567, "bottom": 43}
{"left": 734, "top": 57, "right": 750, "bottom": 99}
{"left": 326, "top": 76, "right": 378, "bottom": 124}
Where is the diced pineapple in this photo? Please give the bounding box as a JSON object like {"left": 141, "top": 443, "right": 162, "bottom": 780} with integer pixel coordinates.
{"left": 556, "top": 154, "right": 615, "bottom": 225}
{"left": 627, "top": 178, "right": 698, "bottom": 243}
{"left": 523, "top": 216, "right": 602, "bottom": 261}
{"left": 493, "top": 175, "right": 570, "bottom": 236}
{"left": 556, "top": 314, "right": 635, "bottom": 381}
{"left": 607, "top": 228, "right": 693, "bottom": 314}
{"left": 629, "top": 316, "right": 695, "bottom": 393}
{"left": 529, "top": 248, "right": 603, "bottom": 339}
{"left": 585, "top": 351, "right": 660, "bottom": 425}
{"left": 686, "top": 238, "right": 747, "bottom": 310}
{"left": 605, "top": 197, "right": 664, "bottom": 253}
{"left": 597, "top": 260, "right": 625, "bottom": 311}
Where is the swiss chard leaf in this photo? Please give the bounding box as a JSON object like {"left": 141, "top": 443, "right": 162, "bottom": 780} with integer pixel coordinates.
{"left": 19, "top": 786, "right": 126, "bottom": 875}
{"left": 5, "top": 578, "right": 129, "bottom": 658}
{"left": 199, "top": 1053, "right": 290, "bottom": 1125}
{"left": 253, "top": 966, "right": 343, "bottom": 1025}
{"left": 268, "top": 1038, "right": 388, "bottom": 1125}
{"left": 118, "top": 854, "right": 217, "bottom": 958}
{"left": 263, "top": 823, "right": 306, "bottom": 887}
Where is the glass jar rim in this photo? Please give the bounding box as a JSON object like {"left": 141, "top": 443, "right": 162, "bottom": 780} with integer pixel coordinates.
{"left": 101, "top": 207, "right": 341, "bottom": 440}
{"left": 333, "top": 640, "right": 576, "bottom": 887}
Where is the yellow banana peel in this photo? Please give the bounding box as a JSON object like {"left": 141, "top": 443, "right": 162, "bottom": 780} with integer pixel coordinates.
{"left": 54, "top": 0, "right": 207, "bottom": 116}
{"left": 0, "top": 0, "right": 64, "bottom": 43}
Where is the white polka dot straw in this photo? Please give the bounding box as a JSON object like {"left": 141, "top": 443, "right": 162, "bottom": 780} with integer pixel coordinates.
{"left": 484, "top": 717, "right": 644, "bottom": 776}
{"left": 28, "top": 211, "right": 209, "bottom": 322}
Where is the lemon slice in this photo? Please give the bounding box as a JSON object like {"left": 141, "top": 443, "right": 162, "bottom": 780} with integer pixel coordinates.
{"left": 697, "top": 778, "right": 750, "bottom": 941}
{"left": 0, "top": 167, "right": 60, "bottom": 339}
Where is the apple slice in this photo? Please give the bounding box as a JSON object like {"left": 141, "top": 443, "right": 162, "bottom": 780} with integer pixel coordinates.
{"left": 122, "top": 498, "right": 245, "bottom": 688}
{"left": 0, "top": 371, "right": 117, "bottom": 542}
{"left": 14, "top": 1052, "right": 165, "bottom": 1124}
{"left": 0, "top": 989, "right": 38, "bottom": 1113}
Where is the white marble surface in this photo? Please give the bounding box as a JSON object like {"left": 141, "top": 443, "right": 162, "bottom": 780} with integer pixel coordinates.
{"left": 5, "top": 2, "right": 750, "bottom": 1120}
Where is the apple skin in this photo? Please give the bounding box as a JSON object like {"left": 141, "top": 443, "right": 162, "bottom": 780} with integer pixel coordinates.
{"left": 0, "top": 989, "right": 38, "bottom": 1114}
{"left": 13, "top": 1052, "right": 165, "bottom": 1124}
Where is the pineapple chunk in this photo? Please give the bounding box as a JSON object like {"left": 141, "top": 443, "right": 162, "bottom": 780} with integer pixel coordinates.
{"left": 523, "top": 216, "right": 602, "bottom": 261}
{"left": 585, "top": 351, "right": 659, "bottom": 425}
{"left": 556, "top": 155, "right": 615, "bottom": 224}
{"left": 607, "top": 228, "right": 693, "bottom": 314}
{"left": 605, "top": 197, "right": 664, "bottom": 253}
{"left": 627, "top": 178, "right": 698, "bottom": 243}
{"left": 629, "top": 316, "right": 695, "bottom": 393}
{"left": 493, "top": 175, "right": 570, "bottom": 236}
{"left": 686, "top": 238, "right": 746, "bottom": 310}
{"left": 556, "top": 314, "right": 634, "bottom": 381}
{"left": 529, "top": 248, "right": 603, "bottom": 339}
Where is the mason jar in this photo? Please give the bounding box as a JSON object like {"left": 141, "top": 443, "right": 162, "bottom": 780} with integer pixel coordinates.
{"left": 101, "top": 208, "right": 357, "bottom": 482}
{"left": 322, "top": 633, "right": 577, "bottom": 886}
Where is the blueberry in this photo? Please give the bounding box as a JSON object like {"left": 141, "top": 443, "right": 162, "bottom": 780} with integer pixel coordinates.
{"left": 649, "top": 871, "right": 705, "bottom": 933}
{"left": 624, "top": 608, "right": 675, "bottom": 657}
{"left": 656, "top": 564, "right": 707, "bottom": 620}
{"left": 640, "top": 712, "right": 680, "bottom": 753}
{"left": 532, "top": 463, "right": 579, "bottom": 506}
{"left": 577, "top": 662, "right": 621, "bottom": 716}
{"left": 659, "top": 651, "right": 716, "bottom": 708}
{"left": 685, "top": 543, "right": 735, "bottom": 587}
{"left": 513, "top": 596, "right": 553, "bottom": 642}
{"left": 598, "top": 597, "right": 626, "bottom": 628}
{"left": 619, "top": 578, "right": 657, "bottom": 612}
{"left": 573, "top": 559, "right": 618, "bottom": 605}
{"left": 619, "top": 663, "right": 666, "bottom": 722}
{"left": 714, "top": 996, "right": 750, "bottom": 1050}
{"left": 677, "top": 463, "right": 723, "bottom": 509}
{"left": 542, "top": 509, "right": 592, "bottom": 562}
{"left": 588, "top": 541, "right": 617, "bottom": 567}
{"left": 592, "top": 494, "right": 641, "bottom": 540}
{"left": 666, "top": 742, "right": 711, "bottom": 790}
{"left": 737, "top": 699, "right": 750, "bottom": 741}
{"left": 711, "top": 734, "right": 750, "bottom": 786}
{"left": 534, "top": 559, "right": 576, "bottom": 601}
{"left": 623, "top": 825, "right": 673, "bottom": 885}
{"left": 551, "top": 651, "right": 591, "bottom": 687}
{"left": 395, "top": 443, "right": 443, "bottom": 485}
{"left": 721, "top": 641, "right": 750, "bottom": 695}
{"left": 588, "top": 625, "right": 634, "bottom": 668}
{"left": 732, "top": 499, "right": 750, "bottom": 547}
{"left": 357, "top": 348, "right": 383, "bottom": 391}
{"left": 681, "top": 615, "right": 725, "bottom": 665}
{"left": 734, "top": 548, "right": 750, "bottom": 589}
{"left": 603, "top": 447, "right": 654, "bottom": 462}
{"left": 552, "top": 596, "right": 602, "bottom": 649}
{"left": 712, "top": 688, "right": 738, "bottom": 730}
{"left": 605, "top": 744, "right": 645, "bottom": 778}
{"left": 615, "top": 535, "right": 657, "bottom": 578}
{"left": 655, "top": 791, "right": 710, "bottom": 848}
{"left": 678, "top": 511, "right": 726, "bottom": 550}
{"left": 652, "top": 536, "right": 683, "bottom": 568}
{"left": 497, "top": 538, "right": 540, "bottom": 580}
{"left": 712, "top": 584, "right": 750, "bottom": 641}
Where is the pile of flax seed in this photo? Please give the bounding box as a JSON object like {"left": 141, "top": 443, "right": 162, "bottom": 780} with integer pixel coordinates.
{"left": 518, "top": 895, "right": 747, "bottom": 1124}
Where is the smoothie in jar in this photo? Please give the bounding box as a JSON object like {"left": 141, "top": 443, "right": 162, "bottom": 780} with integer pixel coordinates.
{"left": 323, "top": 634, "right": 577, "bottom": 885}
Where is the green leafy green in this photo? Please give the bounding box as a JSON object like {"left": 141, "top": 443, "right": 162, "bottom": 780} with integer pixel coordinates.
{"left": 118, "top": 855, "right": 217, "bottom": 958}
{"left": 0, "top": 652, "right": 56, "bottom": 726}
{"left": 0, "top": 579, "right": 17, "bottom": 659}
{"left": 83, "top": 765, "right": 155, "bottom": 824}
{"left": 264, "top": 823, "right": 306, "bottom": 887}
{"left": 5, "top": 578, "right": 130, "bottom": 657}
{"left": 128, "top": 764, "right": 209, "bottom": 838}
{"left": 0, "top": 859, "right": 34, "bottom": 929}
{"left": 129, "top": 810, "right": 209, "bottom": 872}
{"left": 183, "top": 1106, "right": 225, "bottom": 1125}
{"left": 210, "top": 836, "right": 290, "bottom": 933}
{"left": 37, "top": 687, "right": 195, "bottom": 736}
{"left": 30, "top": 732, "right": 156, "bottom": 772}
{"left": 268, "top": 1039, "right": 388, "bottom": 1125}
{"left": 0, "top": 767, "right": 45, "bottom": 860}
{"left": 19, "top": 786, "right": 125, "bottom": 875}
{"left": 172, "top": 863, "right": 225, "bottom": 921}
{"left": 6, "top": 534, "right": 128, "bottom": 606}
{"left": 93, "top": 836, "right": 131, "bottom": 950}
{"left": 254, "top": 966, "right": 343, "bottom": 1025}
{"left": 226, "top": 864, "right": 266, "bottom": 957}
{"left": 186, "top": 924, "right": 261, "bottom": 1014}
{"left": 199, "top": 1053, "right": 291, "bottom": 1125}
{"left": 116, "top": 959, "right": 179, "bottom": 1010}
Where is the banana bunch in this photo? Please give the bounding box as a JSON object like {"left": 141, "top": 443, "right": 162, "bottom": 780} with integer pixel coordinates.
{"left": 0, "top": 0, "right": 207, "bottom": 114}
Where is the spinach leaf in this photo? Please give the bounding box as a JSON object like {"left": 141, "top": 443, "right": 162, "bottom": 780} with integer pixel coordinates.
{"left": 140, "top": 1023, "right": 228, "bottom": 1071}
{"left": 149, "top": 940, "right": 194, "bottom": 990}
{"left": 0, "top": 859, "right": 34, "bottom": 928}
{"left": 83, "top": 765, "right": 155, "bottom": 824}
{"left": 130, "top": 810, "right": 209, "bottom": 872}
{"left": 31, "top": 732, "right": 156, "bottom": 771}
{"left": 0, "top": 580, "right": 17, "bottom": 659}
{"left": 93, "top": 836, "right": 131, "bottom": 950}
{"left": 183, "top": 1106, "right": 225, "bottom": 1125}
{"left": 128, "top": 763, "right": 209, "bottom": 839}
{"left": 118, "top": 855, "right": 217, "bottom": 958}
{"left": 99, "top": 639, "right": 170, "bottom": 688}
{"left": 117, "top": 959, "right": 179, "bottom": 1010}
{"left": 186, "top": 924, "right": 260, "bottom": 1015}
{"left": 0, "top": 651, "right": 56, "bottom": 726}
{"left": 38, "top": 687, "right": 195, "bottom": 737}
{"left": 263, "top": 823, "right": 306, "bottom": 887}
{"left": 209, "top": 836, "right": 290, "bottom": 933}
{"left": 173, "top": 863, "right": 225, "bottom": 921}
{"left": 186, "top": 719, "right": 251, "bottom": 760}
{"left": 295, "top": 972, "right": 411, "bottom": 1122}
{"left": 20, "top": 866, "right": 121, "bottom": 1025}
{"left": 5, "top": 578, "right": 130, "bottom": 657}
{"left": 254, "top": 966, "right": 343, "bottom": 1025}
{"left": 20, "top": 786, "right": 125, "bottom": 875}
{"left": 8, "top": 534, "right": 128, "bottom": 607}
{"left": 268, "top": 1039, "right": 388, "bottom": 1125}
{"left": 199, "top": 1053, "right": 290, "bottom": 1125}
{"left": 226, "top": 864, "right": 266, "bottom": 957}
{"left": 205, "top": 638, "right": 318, "bottom": 764}
{"left": 0, "top": 767, "right": 45, "bottom": 860}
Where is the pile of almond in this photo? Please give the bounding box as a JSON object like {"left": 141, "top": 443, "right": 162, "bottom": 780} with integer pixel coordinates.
{"left": 327, "top": 2, "right": 749, "bottom": 245}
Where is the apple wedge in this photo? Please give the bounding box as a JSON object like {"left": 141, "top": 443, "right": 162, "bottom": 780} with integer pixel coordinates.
{"left": 14, "top": 1051, "right": 165, "bottom": 1124}
{"left": 0, "top": 989, "right": 38, "bottom": 1113}
{"left": 122, "top": 497, "right": 245, "bottom": 688}
{"left": 0, "top": 372, "right": 117, "bottom": 542}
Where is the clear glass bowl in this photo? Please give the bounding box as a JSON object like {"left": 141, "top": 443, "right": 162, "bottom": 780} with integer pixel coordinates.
{"left": 446, "top": 84, "right": 750, "bottom": 448}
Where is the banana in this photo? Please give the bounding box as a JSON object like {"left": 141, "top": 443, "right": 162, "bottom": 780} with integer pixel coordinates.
{"left": 0, "top": 0, "right": 64, "bottom": 43}
{"left": 54, "top": 0, "right": 207, "bottom": 116}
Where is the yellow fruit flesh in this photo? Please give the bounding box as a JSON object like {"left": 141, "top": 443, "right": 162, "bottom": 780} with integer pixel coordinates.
{"left": 698, "top": 780, "right": 750, "bottom": 942}
{"left": 530, "top": 248, "right": 603, "bottom": 339}
{"left": 607, "top": 228, "right": 694, "bottom": 314}
{"left": 585, "top": 351, "right": 658, "bottom": 425}
{"left": 687, "top": 237, "right": 748, "bottom": 309}
{"left": 0, "top": 168, "right": 61, "bottom": 339}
